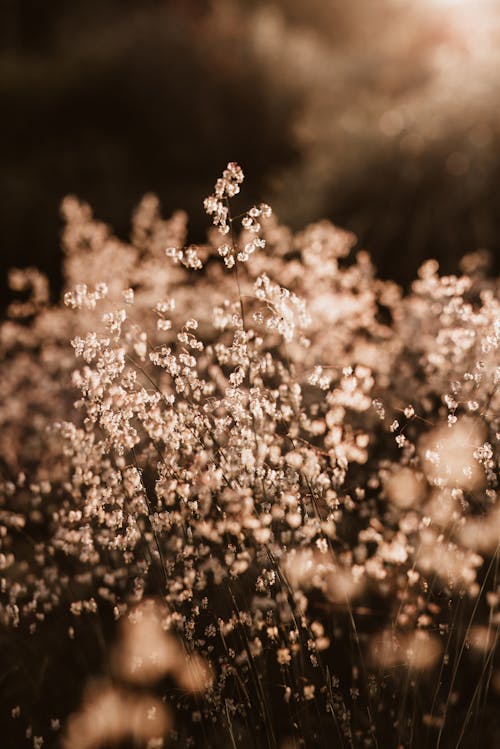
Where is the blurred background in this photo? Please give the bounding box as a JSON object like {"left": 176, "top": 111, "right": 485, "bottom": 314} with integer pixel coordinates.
{"left": 1, "top": 0, "right": 500, "bottom": 302}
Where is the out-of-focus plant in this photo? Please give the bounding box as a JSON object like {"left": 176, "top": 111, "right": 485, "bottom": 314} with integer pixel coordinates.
{"left": 5, "top": 0, "right": 500, "bottom": 291}
{"left": 0, "top": 163, "right": 498, "bottom": 748}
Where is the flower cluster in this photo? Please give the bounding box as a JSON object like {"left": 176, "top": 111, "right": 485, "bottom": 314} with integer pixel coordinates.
{"left": 203, "top": 161, "right": 244, "bottom": 235}
{"left": 0, "top": 163, "right": 498, "bottom": 749}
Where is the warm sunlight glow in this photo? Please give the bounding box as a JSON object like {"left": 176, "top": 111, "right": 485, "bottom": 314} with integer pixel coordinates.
{"left": 3, "top": 2, "right": 500, "bottom": 745}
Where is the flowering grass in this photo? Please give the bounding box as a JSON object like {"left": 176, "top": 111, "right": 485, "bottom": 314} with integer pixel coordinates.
{"left": 0, "top": 164, "right": 499, "bottom": 748}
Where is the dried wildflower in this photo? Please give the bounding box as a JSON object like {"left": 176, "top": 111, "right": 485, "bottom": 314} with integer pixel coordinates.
{"left": 204, "top": 162, "right": 244, "bottom": 235}
{"left": 277, "top": 648, "right": 292, "bottom": 666}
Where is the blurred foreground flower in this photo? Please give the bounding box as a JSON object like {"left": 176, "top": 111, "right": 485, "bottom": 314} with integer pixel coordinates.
{"left": 63, "top": 682, "right": 171, "bottom": 749}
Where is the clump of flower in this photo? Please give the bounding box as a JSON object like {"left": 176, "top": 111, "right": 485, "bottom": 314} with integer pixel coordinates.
{"left": 0, "top": 163, "right": 498, "bottom": 748}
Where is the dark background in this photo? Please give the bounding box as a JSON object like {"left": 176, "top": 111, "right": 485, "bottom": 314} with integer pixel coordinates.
{"left": 1, "top": 0, "right": 499, "bottom": 305}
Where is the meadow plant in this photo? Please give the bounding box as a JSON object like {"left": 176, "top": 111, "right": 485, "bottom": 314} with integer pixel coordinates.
{"left": 0, "top": 164, "right": 499, "bottom": 748}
